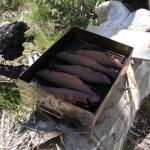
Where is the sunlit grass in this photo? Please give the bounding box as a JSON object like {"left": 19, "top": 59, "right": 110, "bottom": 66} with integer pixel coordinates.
{"left": 34, "top": 30, "right": 62, "bottom": 50}
{"left": 0, "top": 0, "right": 30, "bottom": 10}
{"left": 0, "top": 81, "right": 31, "bottom": 119}
{"left": 0, "top": 81, "right": 20, "bottom": 110}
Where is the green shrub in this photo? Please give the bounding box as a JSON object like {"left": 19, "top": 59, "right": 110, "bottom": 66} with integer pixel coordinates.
{"left": 33, "top": 0, "right": 105, "bottom": 28}
{"left": 0, "top": 82, "right": 20, "bottom": 110}
{"left": 35, "top": 30, "right": 62, "bottom": 50}
{"left": 29, "top": 1, "right": 51, "bottom": 22}
{"left": 0, "top": 0, "right": 29, "bottom": 10}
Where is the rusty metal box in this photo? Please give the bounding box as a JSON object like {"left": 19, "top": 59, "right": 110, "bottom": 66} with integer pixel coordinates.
{"left": 18, "top": 27, "right": 133, "bottom": 130}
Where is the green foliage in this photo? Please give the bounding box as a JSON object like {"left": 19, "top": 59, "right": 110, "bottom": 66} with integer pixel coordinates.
{"left": 35, "top": 31, "right": 61, "bottom": 50}
{"left": 33, "top": 0, "right": 104, "bottom": 28}
{"left": 0, "top": 81, "right": 20, "bottom": 110}
{"left": 29, "top": 1, "right": 51, "bottom": 22}
{"left": 1, "top": 0, "right": 104, "bottom": 51}
{"left": 0, "top": 0, "right": 29, "bottom": 10}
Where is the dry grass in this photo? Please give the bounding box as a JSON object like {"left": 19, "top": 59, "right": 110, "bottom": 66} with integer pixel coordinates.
{"left": 0, "top": 105, "right": 72, "bottom": 150}
{"left": 123, "top": 97, "right": 150, "bottom": 150}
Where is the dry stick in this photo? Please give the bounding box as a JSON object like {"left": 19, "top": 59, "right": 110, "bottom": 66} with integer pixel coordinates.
{"left": 24, "top": 134, "right": 34, "bottom": 150}
{"left": 127, "top": 136, "right": 139, "bottom": 145}
{"left": 71, "top": 131, "right": 90, "bottom": 134}
{"left": 32, "top": 124, "right": 42, "bottom": 150}
{"left": 0, "top": 144, "right": 21, "bottom": 149}
{"left": 132, "top": 127, "right": 148, "bottom": 135}
{"left": 55, "top": 125, "right": 90, "bottom": 135}
{"left": 5, "top": 113, "right": 11, "bottom": 147}
{"left": 30, "top": 121, "right": 61, "bottom": 149}
{"left": 0, "top": 110, "right": 5, "bottom": 147}
{"left": 18, "top": 120, "right": 47, "bottom": 149}
{"left": 60, "top": 135, "right": 66, "bottom": 149}
{"left": 16, "top": 131, "right": 33, "bottom": 150}
{"left": 5, "top": 114, "right": 10, "bottom": 147}
{"left": 1, "top": 122, "right": 24, "bottom": 149}
{"left": 130, "top": 129, "right": 141, "bottom": 137}
{"left": 17, "top": 120, "right": 38, "bottom": 132}
{"left": 56, "top": 144, "right": 62, "bottom": 150}
{"left": 6, "top": 132, "right": 14, "bottom": 148}
{"left": 34, "top": 125, "right": 47, "bottom": 150}
{"left": 40, "top": 104, "right": 63, "bottom": 119}
{"left": 33, "top": 105, "right": 36, "bottom": 125}
{"left": 7, "top": 125, "right": 21, "bottom": 147}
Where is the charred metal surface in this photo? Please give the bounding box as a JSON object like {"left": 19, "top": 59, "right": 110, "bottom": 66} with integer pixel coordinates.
{"left": 0, "top": 21, "right": 34, "bottom": 60}
{"left": 0, "top": 64, "right": 27, "bottom": 79}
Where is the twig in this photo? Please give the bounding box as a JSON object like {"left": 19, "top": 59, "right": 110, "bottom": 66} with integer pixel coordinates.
{"left": 40, "top": 104, "right": 63, "bottom": 119}
{"left": 0, "top": 143, "right": 21, "bottom": 149}
{"left": 17, "top": 120, "right": 38, "bottom": 132}
{"left": 24, "top": 134, "right": 34, "bottom": 150}
{"left": 0, "top": 110, "right": 5, "bottom": 147}
{"left": 133, "top": 128, "right": 147, "bottom": 135}
{"left": 72, "top": 131, "right": 90, "bottom": 134}
{"left": 130, "top": 129, "right": 141, "bottom": 137}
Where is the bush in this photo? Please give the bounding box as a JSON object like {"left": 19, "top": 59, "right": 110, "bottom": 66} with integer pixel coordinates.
{"left": 0, "top": 0, "right": 29, "bottom": 10}
{"left": 34, "top": 0, "right": 105, "bottom": 28}
{"left": 29, "top": 1, "right": 51, "bottom": 22}
{"left": 0, "top": 82, "right": 20, "bottom": 110}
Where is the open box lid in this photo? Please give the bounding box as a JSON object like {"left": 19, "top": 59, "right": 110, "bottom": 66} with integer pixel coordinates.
{"left": 132, "top": 47, "right": 150, "bottom": 61}
{"left": 110, "top": 30, "right": 150, "bottom": 61}
{"left": 87, "top": 27, "right": 150, "bottom": 61}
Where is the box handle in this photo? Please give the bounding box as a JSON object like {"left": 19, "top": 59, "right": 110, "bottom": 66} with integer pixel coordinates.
{"left": 39, "top": 103, "right": 63, "bottom": 119}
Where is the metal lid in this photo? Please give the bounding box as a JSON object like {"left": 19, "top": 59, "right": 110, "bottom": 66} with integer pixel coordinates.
{"left": 111, "top": 30, "right": 150, "bottom": 61}
{"left": 132, "top": 47, "right": 150, "bottom": 61}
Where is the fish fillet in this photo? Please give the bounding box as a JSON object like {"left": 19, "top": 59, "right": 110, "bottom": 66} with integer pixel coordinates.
{"left": 37, "top": 69, "right": 96, "bottom": 96}
{"left": 53, "top": 64, "right": 111, "bottom": 84}
{"left": 57, "top": 51, "right": 117, "bottom": 78}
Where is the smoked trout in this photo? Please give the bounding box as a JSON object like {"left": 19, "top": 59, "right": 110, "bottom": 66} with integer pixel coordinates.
{"left": 53, "top": 64, "right": 111, "bottom": 84}
{"left": 37, "top": 69, "right": 96, "bottom": 96}
{"left": 57, "top": 51, "right": 117, "bottom": 78}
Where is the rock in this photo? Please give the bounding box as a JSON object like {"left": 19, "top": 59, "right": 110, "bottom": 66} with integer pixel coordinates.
{"left": 122, "top": 9, "right": 150, "bottom": 31}
{"left": 0, "top": 22, "right": 10, "bottom": 28}
{"left": 109, "top": 29, "right": 150, "bottom": 60}
{"left": 88, "top": 1, "right": 130, "bottom": 37}
{"left": 0, "top": 21, "right": 34, "bottom": 60}
{"left": 89, "top": 1, "right": 150, "bottom": 36}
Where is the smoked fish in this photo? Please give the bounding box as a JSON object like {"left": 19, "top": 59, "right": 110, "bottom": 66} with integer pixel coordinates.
{"left": 37, "top": 69, "right": 96, "bottom": 96}
{"left": 76, "top": 50, "right": 123, "bottom": 69}
{"left": 53, "top": 64, "right": 111, "bottom": 84}
{"left": 57, "top": 51, "right": 117, "bottom": 78}
{"left": 36, "top": 84, "right": 101, "bottom": 104}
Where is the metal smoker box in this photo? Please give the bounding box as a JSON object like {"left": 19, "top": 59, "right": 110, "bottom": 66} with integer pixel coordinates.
{"left": 18, "top": 27, "right": 133, "bottom": 129}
